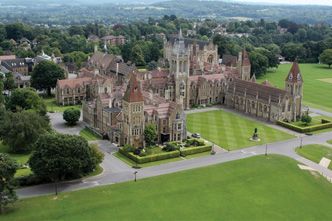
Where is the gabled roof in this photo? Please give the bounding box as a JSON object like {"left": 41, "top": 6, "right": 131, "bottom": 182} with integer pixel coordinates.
{"left": 57, "top": 77, "right": 91, "bottom": 89}
{"left": 286, "top": 62, "right": 303, "bottom": 83}
{"left": 123, "top": 75, "right": 143, "bottom": 103}
{"left": 228, "top": 78, "right": 287, "bottom": 103}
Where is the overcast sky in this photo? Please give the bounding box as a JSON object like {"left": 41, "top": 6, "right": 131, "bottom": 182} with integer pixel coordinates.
{"left": 238, "top": 0, "right": 332, "bottom": 6}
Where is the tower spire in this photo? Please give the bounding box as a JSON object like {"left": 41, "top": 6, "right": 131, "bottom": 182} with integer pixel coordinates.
{"left": 179, "top": 28, "right": 183, "bottom": 39}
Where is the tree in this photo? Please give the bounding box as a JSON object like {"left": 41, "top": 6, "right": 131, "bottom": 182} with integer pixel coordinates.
{"left": 301, "top": 113, "right": 312, "bottom": 126}
{"left": 29, "top": 134, "right": 104, "bottom": 195}
{"left": 131, "top": 44, "right": 146, "bottom": 66}
{"left": 3, "top": 72, "right": 15, "bottom": 91}
{"left": 0, "top": 111, "right": 50, "bottom": 153}
{"left": 147, "top": 61, "right": 158, "bottom": 71}
{"left": 281, "top": 43, "right": 306, "bottom": 61}
{"left": 319, "top": 49, "right": 332, "bottom": 68}
{"left": 31, "top": 61, "right": 65, "bottom": 96}
{"left": 0, "top": 77, "right": 4, "bottom": 106}
{"left": 249, "top": 51, "right": 269, "bottom": 78}
{"left": 63, "top": 51, "right": 89, "bottom": 68}
{"left": 63, "top": 108, "right": 81, "bottom": 126}
{"left": 144, "top": 124, "right": 157, "bottom": 147}
{"left": 0, "top": 153, "right": 18, "bottom": 214}
{"left": 6, "top": 87, "right": 47, "bottom": 116}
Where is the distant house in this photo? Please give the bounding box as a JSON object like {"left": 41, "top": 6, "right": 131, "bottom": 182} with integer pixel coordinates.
{"left": 0, "top": 55, "right": 16, "bottom": 61}
{"left": 35, "top": 51, "right": 62, "bottom": 64}
{"left": 101, "top": 35, "right": 126, "bottom": 46}
{"left": 88, "top": 34, "right": 101, "bottom": 43}
{"left": 0, "top": 58, "right": 33, "bottom": 75}
{"left": 14, "top": 73, "right": 31, "bottom": 88}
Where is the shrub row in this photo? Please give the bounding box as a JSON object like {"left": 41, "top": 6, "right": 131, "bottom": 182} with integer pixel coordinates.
{"left": 180, "top": 145, "right": 212, "bottom": 156}
{"left": 119, "top": 148, "right": 180, "bottom": 164}
{"left": 277, "top": 120, "right": 332, "bottom": 133}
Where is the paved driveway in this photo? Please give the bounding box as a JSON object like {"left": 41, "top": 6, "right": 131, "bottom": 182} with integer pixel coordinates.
{"left": 48, "top": 112, "right": 84, "bottom": 135}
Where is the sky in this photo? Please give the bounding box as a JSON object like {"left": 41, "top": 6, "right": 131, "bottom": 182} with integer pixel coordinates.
{"left": 237, "top": 0, "right": 332, "bottom": 6}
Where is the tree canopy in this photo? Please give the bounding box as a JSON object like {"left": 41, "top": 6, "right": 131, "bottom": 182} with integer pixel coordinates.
{"left": 0, "top": 111, "right": 50, "bottom": 153}
{"left": 0, "top": 153, "right": 18, "bottom": 214}
{"left": 63, "top": 108, "right": 81, "bottom": 126}
{"left": 6, "top": 87, "right": 47, "bottom": 116}
{"left": 31, "top": 61, "right": 65, "bottom": 95}
{"left": 319, "top": 49, "right": 332, "bottom": 68}
{"left": 144, "top": 124, "right": 157, "bottom": 147}
{"left": 29, "top": 134, "right": 104, "bottom": 183}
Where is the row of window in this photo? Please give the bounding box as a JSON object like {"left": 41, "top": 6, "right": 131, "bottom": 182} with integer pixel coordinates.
{"left": 132, "top": 128, "right": 142, "bottom": 136}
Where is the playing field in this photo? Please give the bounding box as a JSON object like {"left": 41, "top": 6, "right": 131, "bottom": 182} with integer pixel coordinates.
{"left": 3, "top": 155, "right": 332, "bottom": 221}
{"left": 186, "top": 110, "right": 294, "bottom": 150}
{"left": 257, "top": 63, "right": 332, "bottom": 112}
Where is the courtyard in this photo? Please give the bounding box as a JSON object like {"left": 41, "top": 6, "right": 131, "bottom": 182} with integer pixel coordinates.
{"left": 186, "top": 109, "right": 294, "bottom": 150}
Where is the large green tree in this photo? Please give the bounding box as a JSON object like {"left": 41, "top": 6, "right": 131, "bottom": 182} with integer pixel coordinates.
{"left": 319, "top": 49, "right": 332, "bottom": 68}
{"left": 0, "top": 153, "right": 18, "bottom": 214}
{"left": 29, "top": 134, "right": 104, "bottom": 194}
{"left": 144, "top": 124, "right": 157, "bottom": 147}
{"left": 31, "top": 61, "right": 65, "bottom": 96}
{"left": 63, "top": 108, "right": 81, "bottom": 126}
{"left": 6, "top": 87, "right": 47, "bottom": 116}
{"left": 249, "top": 51, "right": 269, "bottom": 78}
{"left": 3, "top": 72, "right": 15, "bottom": 91}
{"left": 0, "top": 111, "right": 50, "bottom": 153}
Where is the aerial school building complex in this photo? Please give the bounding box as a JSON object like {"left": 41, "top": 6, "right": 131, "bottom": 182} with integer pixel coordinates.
{"left": 56, "top": 30, "right": 303, "bottom": 148}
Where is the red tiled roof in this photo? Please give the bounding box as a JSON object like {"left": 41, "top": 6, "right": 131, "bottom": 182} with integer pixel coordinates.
{"left": 57, "top": 77, "right": 91, "bottom": 89}
{"left": 285, "top": 62, "right": 303, "bottom": 83}
{"left": 123, "top": 75, "right": 143, "bottom": 102}
{"left": 0, "top": 55, "right": 16, "bottom": 61}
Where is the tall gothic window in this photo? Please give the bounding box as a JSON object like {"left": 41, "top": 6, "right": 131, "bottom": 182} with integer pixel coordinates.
{"left": 207, "top": 54, "right": 214, "bottom": 63}
{"left": 180, "top": 82, "right": 185, "bottom": 97}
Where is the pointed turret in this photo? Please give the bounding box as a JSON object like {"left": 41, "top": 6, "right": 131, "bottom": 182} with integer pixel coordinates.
{"left": 285, "top": 62, "right": 303, "bottom": 83}
{"left": 179, "top": 28, "right": 184, "bottom": 40}
{"left": 123, "top": 74, "right": 143, "bottom": 103}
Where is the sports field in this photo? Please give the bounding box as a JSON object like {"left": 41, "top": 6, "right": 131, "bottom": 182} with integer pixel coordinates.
{"left": 257, "top": 63, "right": 332, "bottom": 112}
{"left": 3, "top": 155, "right": 332, "bottom": 221}
{"left": 186, "top": 110, "right": 294, "bottom": 150}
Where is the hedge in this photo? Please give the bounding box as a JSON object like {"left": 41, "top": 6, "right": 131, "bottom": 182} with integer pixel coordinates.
{"left": 180, "top": 145, "right": 212, "bottom": 156}
{"left": 119, "top": 148, "right": 180, "bottom": 164}
{"left": 277, "top": 120, "right": 332, "bottom": 133}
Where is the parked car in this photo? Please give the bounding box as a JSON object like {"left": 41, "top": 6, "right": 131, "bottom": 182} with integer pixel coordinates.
{"left": 192, "top": 133, "right": 201, "bottom": 138}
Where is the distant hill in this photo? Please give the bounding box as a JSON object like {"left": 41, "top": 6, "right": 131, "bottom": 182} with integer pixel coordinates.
{"left": 1, "top": 0, "right": 332, "bottom": 25}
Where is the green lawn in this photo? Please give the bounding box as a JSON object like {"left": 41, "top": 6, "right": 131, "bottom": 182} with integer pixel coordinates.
{"left": 0, "top": 142, "right": 32, "bottom": 178}
{"left": 296, "top": 144, "right": 332, "bottom": 169}
{"left": 3, "top": 155, "right": 332, "bottom": 220}
{"left": 186, "top": 110, "right": 294, "bottom": 150}
{"left": 257, "top": 63, "right": 332, "bottom": 112}
{"left": 43, "top": 97, "right": 81, "bottom": 113}
{"left": 79, "top": 128, "right": 102, "bottom": 141}
{"left": 328, "top": 140, "right": 332, "bottom": 145}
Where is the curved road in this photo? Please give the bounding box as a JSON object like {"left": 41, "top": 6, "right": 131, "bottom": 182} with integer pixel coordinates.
{"left": 17, "top": 110, "right": 332, "bottom": 199}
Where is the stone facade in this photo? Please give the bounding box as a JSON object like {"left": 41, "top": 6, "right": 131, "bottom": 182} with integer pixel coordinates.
{"left": 83, "top": 74, "right": 186, "bottom": 148}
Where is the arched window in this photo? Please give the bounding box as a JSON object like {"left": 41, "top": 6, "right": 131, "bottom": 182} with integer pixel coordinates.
{"left": 207, "top": 54, "right": 214, "bottom": 63}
